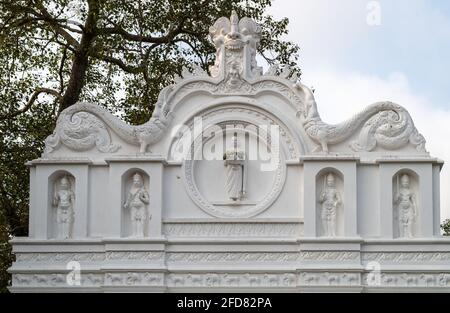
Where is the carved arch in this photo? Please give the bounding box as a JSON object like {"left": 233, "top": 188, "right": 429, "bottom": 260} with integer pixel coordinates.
{"left": 167, "top": 98, "right": 307, "bottom": 161}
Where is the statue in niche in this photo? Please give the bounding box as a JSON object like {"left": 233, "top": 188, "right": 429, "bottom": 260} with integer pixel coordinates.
{"left": 52, "top": 176, "right": 75, "bottom": 239}
{"left": 124, "top": 173, "right": 150, "bottom": 237}
{"left": 394, "top": 174, "right": 417, "bottom": 238}
{"left": 319, "top": 173, "right": 342, "bottom": 237}
{"left": 223, "top": 134, "right": 247, "bottom": 201}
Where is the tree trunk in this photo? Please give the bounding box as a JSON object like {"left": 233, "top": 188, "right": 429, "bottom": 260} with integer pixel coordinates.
{"left": 59, "top": 37, "right": 92, "bottom": 112}
{"left": 58, "top": 0, "right": 99, "bottom": 113}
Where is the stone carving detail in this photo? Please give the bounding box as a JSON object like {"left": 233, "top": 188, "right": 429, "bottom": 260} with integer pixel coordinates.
{"left": 362, "top": 273, "right": 450, "bottom": 288}
{"left": 394, "top": 174, "right": 417, "bottom": 238}
{"left": 10, "top": 270, "right": 450, "bottom": 289}
{"left": 318, "top": 173, "right": 342, "bottom": 237}
{"left": 124, "top": 173, "right": 150, "bottom": 238}
{"left": 223, "top": 134, "right": 247, "bottom": 201}
{"left": 184, "top": 159, "right": 285, "bottom": 218}
{"left": 52, "top": 175, "right": 75, "bottom": 239}
{"left": 170, "top": 106, "right": 300, "bottom": 160}
{"left": 167, "top": 252, "right": 299, "bottom": 263}
{"left": 12, "top": 273, "right": 104, "bottom": 287}
{"left": 362, "top": 252, "right": 450, "bottom": 263}
{"left": 15, "top": 252, "right": 105, "bottom": 262}
{"left": 300, "top": 251, "right": 359, "bottom": 262}
{"left": 104, "top": 272, "right": 163, "bottom": 286}
{"left": 163, "top": 222, "right": 302, "bottom": 237}
{"left": 166, "top": 251, "right": 358, "bottom": 263}
{"left": 12, "top": 251, "right": 358, "bottom": 267}
{"left": 106, "top": 251, "right": 164, "bottom": 261}
{"left": 181, "top": 108, "right": 288, "bottom": 218}
{"left": 166, "top": 273, "right": 297, "bottom": 288}
{"left": 43, "top": 11, "right": 427, "bottom": 157}
{"left": 44, "top": 87, "right": 173, "bottom": 154}
{"left": 209, "top": 11, "right": 262, "bottom": 82}
{"left": 296, "top": 83, "right": 427, "bottom": 153}
{"left": 13, "top": 252, "right": 166, "bottom": 263}
{"left": 300, "top": 272, "right": 360, "bottom": 286}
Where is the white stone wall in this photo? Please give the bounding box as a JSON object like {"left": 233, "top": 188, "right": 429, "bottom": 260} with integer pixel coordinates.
{"left": 8, "top": 12, "right": 450, "bottom": 292}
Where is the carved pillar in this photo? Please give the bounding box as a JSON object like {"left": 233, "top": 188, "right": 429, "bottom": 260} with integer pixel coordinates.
{"left": 107, "top": 162, "right": 127, "bottom": 238}
{"left": 379, "top": 164, "right": 394, "bottom": 239}
{"left": 418, "top": 164, "right": 434, "bottom": 238}
{"left": 28, "top": 165, "right": 37, "bottom": 238}
{"left": 433, "top": 163, "right": 442, "bottom": 237}
{"left": 72, "top": 165, "right": 89, "bottom": 238}
{"left": 32, "top": 165, "right": 49, "bottom": 239}
{"left": 147, "top": 162, "right": 163, "bottom": 238}
{"left": 303, "top": 163, "right": 317, "bottom": 237}
{"left": 343, "top": 162, "right": 358, "bottom": 238}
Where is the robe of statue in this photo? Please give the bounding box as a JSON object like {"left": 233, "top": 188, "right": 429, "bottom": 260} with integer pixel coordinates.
{"left": 53, "top": 178, "right": 75, "bottom": 239}
{"left": 395, "top": 175, "right": 416, "bottom": 238}
{"left": 319, "top": 174, "right": 341, "bottom": 237}
{"left": 225, "top": 161, "right": 243, "bottom": 201}
{"left": 124, "top": 176, "right": 149, "bottom": 238}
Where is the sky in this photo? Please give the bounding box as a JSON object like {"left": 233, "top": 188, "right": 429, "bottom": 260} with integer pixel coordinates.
{"left": 267, "top": 0, "right": 450, "bottom": 220}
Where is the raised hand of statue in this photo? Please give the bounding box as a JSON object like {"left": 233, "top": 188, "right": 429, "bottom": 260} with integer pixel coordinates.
{"left": 394, "top": 192, "right": 400, "bottom": 206}
{"left": 123, "top": 194, "right": 131, "bottom": 210}
{"left": 139, "top": 190, "right": 149, "bottom": 204}
{"left": 52, "top": 195, "right": 59, "bottom": 207}
{"left": 319, "top": 192, "right": 326, "bottom": 203}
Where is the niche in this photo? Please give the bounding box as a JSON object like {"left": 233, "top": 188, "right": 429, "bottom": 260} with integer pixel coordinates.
{"left": 48, "top": 171, "right": 75, "bottom": 239}
{"left": 316, "top": 169, "right": 344, "bottom": 237}
{"left": 392, "top": 170, "right": 420, "bottom": 238}
{"left": 121, "top": 169, "right": 150, "bottom": 238}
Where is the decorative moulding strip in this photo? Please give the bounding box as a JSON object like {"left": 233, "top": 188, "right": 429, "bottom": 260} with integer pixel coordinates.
{"left": 363, "top": 238, "right": 450, "bottom": 245}
{"left": 299, "top": 155, "right": 361, "bottom": 162}
{"left": 26, "top": 158, "right": 93, "bottom": 166}
{"left": 164, "top": 161, "right": 182, "bottom": 166}
{"left": 104, "top": 155, "right": 167, "bottom": 163}
{"left": 163, "top": 218, "right": 304, "bottom": 223}
{"left": 9, "top": 271, "right": 450, "bottom": 289}
{"left": 374, "top": 157, "right": 443, "bottom": 164}
{"left": 163, "top": 223, "right": 303, "bottom": 238}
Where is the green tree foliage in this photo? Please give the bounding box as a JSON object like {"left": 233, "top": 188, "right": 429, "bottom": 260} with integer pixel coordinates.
{"left": 442, "top": 219, "right": 450, "bottom": 236}
{"left": 0, "top": 0, "right": 299, "bottom": 292}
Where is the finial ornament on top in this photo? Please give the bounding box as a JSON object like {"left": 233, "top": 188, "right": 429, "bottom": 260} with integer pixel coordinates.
{"left": 209, "top": 10, "right": 263, "bottom": 82}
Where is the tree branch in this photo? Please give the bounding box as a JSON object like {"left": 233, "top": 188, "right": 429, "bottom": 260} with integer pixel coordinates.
{"left": 34, "top": 3, "right": 80, "bottom": 48}
{"left": 97, "top": 20, "right": 185, "bottom": 44}
{"left": 0, "top": 88, "right": 62, "bottom": 120}
{"left": 58, "top": 47, "right": 68, "bottom": 93}
{"left": 90, "top": 52, "right": 145, "bottom": 74}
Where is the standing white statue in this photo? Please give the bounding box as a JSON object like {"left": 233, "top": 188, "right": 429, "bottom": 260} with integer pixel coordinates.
{"left": 223, "top": 134, "right": 247, "bottom": 201}
{"left": 319, "top": 173, "right": 342, "bottom": 237}
{"left": 52, "top": 176, "right": 75, "bottom": 239}
{"left": 124, "top": 173, "right": 150, "bottom": 237}
{"left": 394, "top": 174, "right": 417, "bottom": 238}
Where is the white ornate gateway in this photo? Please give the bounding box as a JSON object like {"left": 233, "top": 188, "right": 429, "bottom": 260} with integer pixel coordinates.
{"left": 9, "top": 12, "right": 450, "bottom": 292}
